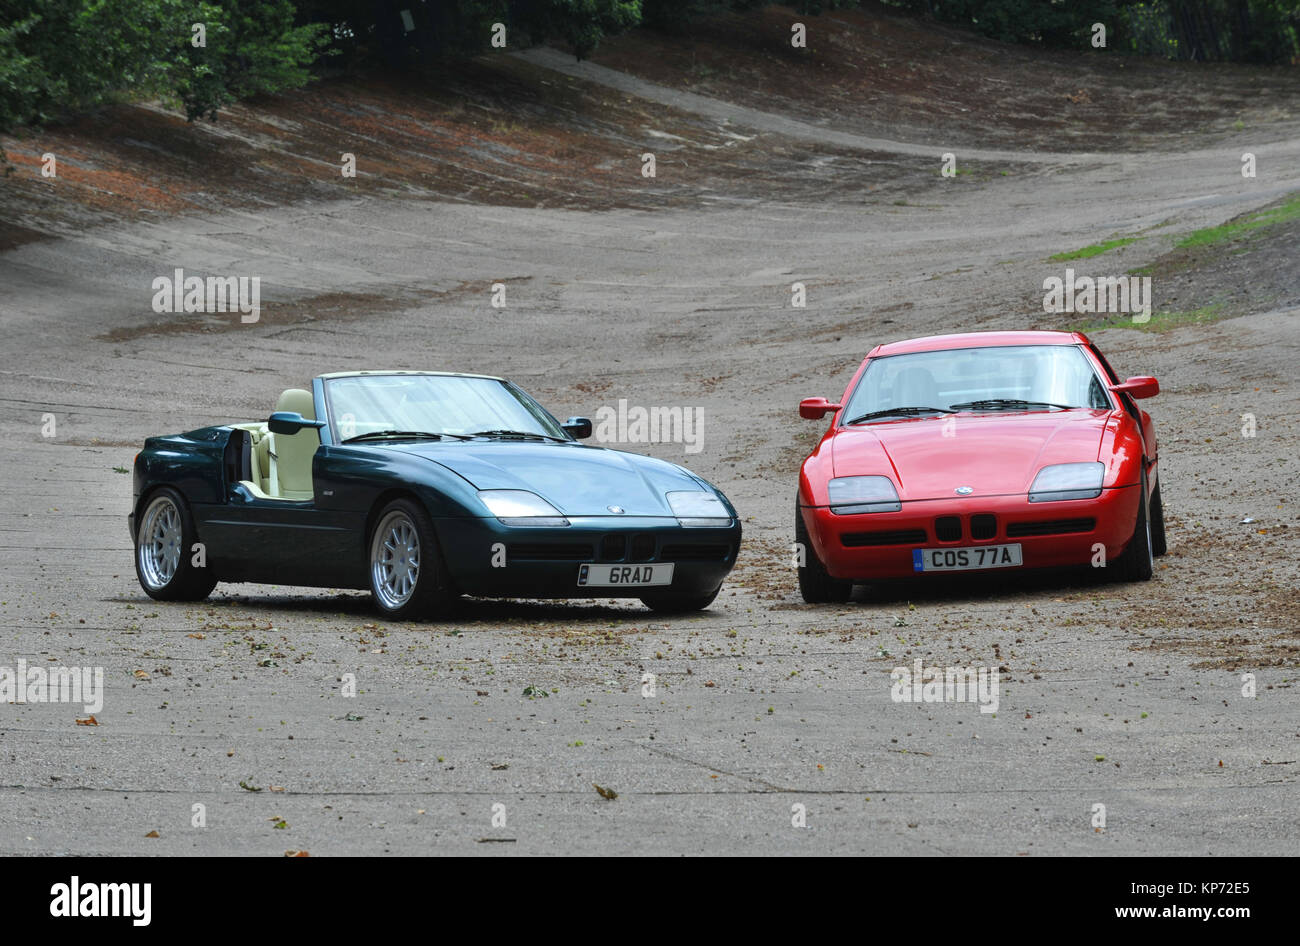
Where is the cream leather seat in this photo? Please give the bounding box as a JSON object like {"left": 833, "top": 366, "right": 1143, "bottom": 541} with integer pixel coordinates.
{"left": 268, "top": 388, "right": 319, "bottom": 501}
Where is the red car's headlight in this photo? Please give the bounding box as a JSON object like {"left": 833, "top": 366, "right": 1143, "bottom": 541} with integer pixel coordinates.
{"left": 1028, "top": 462, "right": 1105, "bottom": 502}
{"left": 827, "top": 476, "right": 901, "bottom": 514}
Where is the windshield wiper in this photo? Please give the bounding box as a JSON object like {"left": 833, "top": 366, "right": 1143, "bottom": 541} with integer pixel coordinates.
{"left": 845, "top": 406, "right": 955, "bottom": 425}
{"left": 341, "top": 430, "right": 446, "bottom": 443}
{"left": 949, "top": 399, "right": 1077, "bottom": 411}
{"left": 469, "top": 429, "right": 568, "bottom": 442}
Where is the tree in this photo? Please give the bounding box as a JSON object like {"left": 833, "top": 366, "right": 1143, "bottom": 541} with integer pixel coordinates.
{"left": 167, "top": 1, "right": 333, "bottom": 120}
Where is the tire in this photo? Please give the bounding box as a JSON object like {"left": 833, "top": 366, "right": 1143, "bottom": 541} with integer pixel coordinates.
{"left": 367, "top": 498, "right": 452, "bottom": 619}
{"left": 795, "top": 501, "right": 852, "bottom": 603}
{"left": 1115, "top": 473, "right": 1154, "bottom": 582}
{"left": 1149, "top": 482, "right": 1167, "bottom": 557}
{"left": 640, "top": 586, "right": 720, "bottom": 613}
{"left": 134, "top": 487, "right": 217, "bottom": 602}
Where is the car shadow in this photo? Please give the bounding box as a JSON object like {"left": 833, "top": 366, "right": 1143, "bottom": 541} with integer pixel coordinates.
{"left": 852, "top": 564, "right": 1121, "bottom": 606}
{"left": 111, "top": 588, "right": 670, "bottom": 624}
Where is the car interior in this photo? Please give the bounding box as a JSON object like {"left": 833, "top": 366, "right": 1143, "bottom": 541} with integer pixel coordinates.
{"left": 225, "top": 388, "right": 320, "bottom": 501}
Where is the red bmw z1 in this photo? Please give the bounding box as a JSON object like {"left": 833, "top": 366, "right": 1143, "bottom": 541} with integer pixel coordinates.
{"left": 795, "top": 331, "right": 1165, "bottom": 602}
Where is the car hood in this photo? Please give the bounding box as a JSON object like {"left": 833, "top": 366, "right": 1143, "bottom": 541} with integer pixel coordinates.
{"left": 390, "top": 441, "right": 710, "bottom": 516}
{"left": 831, "top": 409, "right": 1110, "bottom": 500}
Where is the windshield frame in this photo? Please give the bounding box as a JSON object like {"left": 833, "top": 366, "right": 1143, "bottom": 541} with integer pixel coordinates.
{"left": 839, "top": 343, "right": 1116, "bottom": 426}
{"left": 320, "top": 373, "right": 571, "bottom": 444}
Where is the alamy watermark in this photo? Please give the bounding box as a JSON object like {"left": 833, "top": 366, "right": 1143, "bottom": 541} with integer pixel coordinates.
{"left": 1, "top": 660, "right": 104, "bottom": 714}
{"left": 49, "top": 877, "right": 150, "bottom": 926}
{"left": 890, "top": 659, "right": 999, "bottom": 714}
{"left": 1043, "top": 268, "right": 1151, "bottom": 323}
{"left": 593, "top": 399, "right": 704, "bottom": 454}
{"left": 151, "top": 267, "right": 260, "bottom": 324}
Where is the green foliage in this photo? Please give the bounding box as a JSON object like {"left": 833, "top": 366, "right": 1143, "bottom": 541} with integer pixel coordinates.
{"left": 880, "top": 0, "right": 1124, "bottom": 46}
{"left": 302, "top": 1, "right": 639, "bottom": 64}
{"left": 0, "top": 0, "right": 330, "bottom": 130}
{"left": 517, "top": 0, "right": 643, "bottom": 60}
{"left": 170, "top": 1, "right": 332, "bottom": 120}
{"left": 1173, "top": 192, "right": 1300, "bottom": 247}
{"left": 640, "top": 0, "right": 854, "bottom": 30}
{"left": 0, "top": 0, "right": 177, "bottom": 129}
{"left": 1125, "top": 0, "right": 1300, "bottom": 62}
{"left": 883, "top": 0, "right": 1300, "bottom": 61}
{"left": 1048, "top": 237, "right": 1140, "bottom": 262}
{"left": 4, "top": 0, "right": 1295, "bottom": 136}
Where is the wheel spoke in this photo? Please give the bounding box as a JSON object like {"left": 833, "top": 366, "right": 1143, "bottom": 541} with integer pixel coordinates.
{"left": 138, "top": 496, "right": 186, "bottom": 590}
{"left": 371, "top": 511, "right": 423, "bottom": 609}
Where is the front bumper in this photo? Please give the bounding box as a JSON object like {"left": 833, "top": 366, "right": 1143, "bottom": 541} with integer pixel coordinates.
{"left": 435, "top": 515, "right": 741, "bottom": 598}
{"left": 803, "top": 486, "right": 1140, "bottom": 580}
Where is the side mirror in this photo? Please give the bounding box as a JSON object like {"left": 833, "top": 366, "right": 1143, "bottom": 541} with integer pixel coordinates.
{"left": 268, "top": 411, "right": 327, "bottom": 435}
{"left": 562, "top": 416, "right": 593, "bottom": 439}
{"left": 799, "top": 397, "right": 842, "bottom": 420}
{"left": 1109, "top": 376, "right": 1159, "bottom": 400}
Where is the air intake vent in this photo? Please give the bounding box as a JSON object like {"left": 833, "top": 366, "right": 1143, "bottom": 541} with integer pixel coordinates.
{"left": 600, "top": 534, "right": 626, "bottom": 561}
{"left": 970, "top": 514, "right": 997, "bottom": 540}
{"left": 629, "top": 534, "right": 656, "bottom": 561}
{"left": 661, "top": 544, "right": 731, "bottom": 561}
{"left": 841, "top": 529, "right": 928, "bottom": 547}
{"left": 508, "top": 543, "right": 594, "bottom": 561}
{"left": 934, "top": 516, "right": 962, "bottom": 542}
{"left": 1006, "top": 518, "right": 1096, "bottom": 537}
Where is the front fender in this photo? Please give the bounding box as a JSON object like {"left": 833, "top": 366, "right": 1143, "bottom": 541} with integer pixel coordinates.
{"left": 312, "top": 445, "right": 484, "bottom": 518}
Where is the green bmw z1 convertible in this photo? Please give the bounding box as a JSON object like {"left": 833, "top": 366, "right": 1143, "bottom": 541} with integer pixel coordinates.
{"left": 129, "top": 371, "right": 740, "bottom": 618}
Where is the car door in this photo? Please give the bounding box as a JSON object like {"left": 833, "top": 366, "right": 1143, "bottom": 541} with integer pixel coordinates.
{"left": 199, "top": 430, "right": 360, "bottom": 586}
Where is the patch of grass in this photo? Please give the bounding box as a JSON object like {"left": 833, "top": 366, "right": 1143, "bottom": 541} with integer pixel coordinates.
{"left": 1072, "top": 303, "right": 1228, "bottom": 334}
{"left": 1173, "top": 193, "right": 1300, "bottom": 249}
{"left": 1048, "top": 237, "right": 1138, "bottom": 262}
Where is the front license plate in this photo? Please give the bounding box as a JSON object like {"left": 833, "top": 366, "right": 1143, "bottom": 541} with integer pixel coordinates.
{"left": 912, "top": 544, "right": 1022, "bottom": 572}
{"left": 578, "top": 563, "right": 675, "bottom": 587}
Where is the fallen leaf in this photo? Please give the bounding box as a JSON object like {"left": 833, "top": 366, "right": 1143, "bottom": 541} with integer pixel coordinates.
{"left": 593, "top": 783, "right": 618, "bottom": 800}
{"left": 144, "top": 830, "right": 159, "bottom": 838}
{"left": 75, "top": 715, "right": 98, "bottom": 726}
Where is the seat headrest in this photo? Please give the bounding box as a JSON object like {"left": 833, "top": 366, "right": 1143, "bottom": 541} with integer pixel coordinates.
{"left": 276, "top": 388, "right": 315, "bottom": 421}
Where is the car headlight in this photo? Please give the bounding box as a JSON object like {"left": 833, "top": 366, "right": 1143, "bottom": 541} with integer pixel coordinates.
{"left": 1028, "top": 462, "right": 1105, "bottom": 502}
{"left": 477, "top": 490, "right": 569, "bottom": 527}
{"left": 667, "top": 490, "right": 731, "bottom": 528}
{"left": 827, "top": 475, "right": 901, "bottom": 514}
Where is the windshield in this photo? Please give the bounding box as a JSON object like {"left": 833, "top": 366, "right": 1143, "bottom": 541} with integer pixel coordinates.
{"left": 842, "top": 345, "right": 1111, "bottom": 423}
{"left": 324, "top": 375, "right": 567, "bottom": 441}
